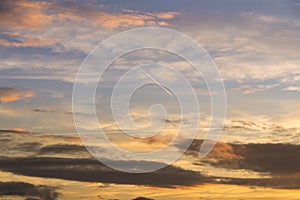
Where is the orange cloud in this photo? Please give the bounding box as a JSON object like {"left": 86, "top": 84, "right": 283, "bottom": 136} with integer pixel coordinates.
{"left": 0, "top": 87, "right": 34, "bottom": 102}
{"left": 0, "top": 0, "right": 180, "bottom": 31}
{"left": 0, "top": 1, "right": 180, "bottom": 48}
{"left": 92, "top": 11, "right": 180, "bottom": 29}
{"left": 0, "top": 0, "right": 53, "bottom": 30}
{"left": 93, "top": 13, "right": 149, "bottom": 29}
{"left": 91, "top": 11, "right": 180, "bottom": 29}
{"left": 154, "top": 12, "right": 180, "bottom": 20}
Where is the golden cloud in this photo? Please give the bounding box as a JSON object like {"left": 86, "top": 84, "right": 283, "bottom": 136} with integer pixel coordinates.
{"left": 0, "top": 87, "right": 34, "bottom": 102}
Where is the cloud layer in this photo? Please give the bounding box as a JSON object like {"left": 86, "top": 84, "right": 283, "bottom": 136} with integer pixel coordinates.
{"left": 1, "top": 129, "right": 300, "bottom": 189}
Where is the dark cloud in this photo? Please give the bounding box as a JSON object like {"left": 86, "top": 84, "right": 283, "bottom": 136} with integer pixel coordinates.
{"left": 1, "top": 129, "right": 299, "bottom": 189}
{"left": 0, "top": 130, "right": 88, "bottom": 157}
{"left": 0, "top": 157, "right": 209, "bottom": 188}
{"left": 0, "top": 181, "right": 60, "bottom": 200}
{"left": 175, "top": 139, "right": 300, "bottom": 188}
{"left": 235, "top": 143, "right": 300, "bottom": 175}
{"left": 186, "top": 139, "right": 300, "bottom": 175}
{"left": 132, "top": 197, "right": 154, "bottom": 200}
{"left": 220, "top": 173, "right": 300, "bottom": 189}
{"left": 0, "top": 155, "right": 299, "bottom": 189}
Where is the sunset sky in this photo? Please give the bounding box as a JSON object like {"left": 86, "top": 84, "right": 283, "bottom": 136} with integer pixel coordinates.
{"left": 0, "top": 0, "right": 300, "bottom": 199}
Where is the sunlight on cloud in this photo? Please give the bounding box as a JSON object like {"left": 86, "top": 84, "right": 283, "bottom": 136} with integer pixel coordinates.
{"left": 0, "top": 87, "right": 34, "bottom": 102}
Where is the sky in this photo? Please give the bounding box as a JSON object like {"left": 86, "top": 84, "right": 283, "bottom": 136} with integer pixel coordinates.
{"left": 0, "top": 0, "right": 300, "bottom": 199}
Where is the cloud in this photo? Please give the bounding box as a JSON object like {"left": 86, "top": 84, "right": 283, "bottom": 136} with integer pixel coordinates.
{"left": 177, "top": 139, "right": 300, "bottom": 189}
{"left": 90, "top": 10, "right": 179, "bottom": 29}
{"left": 0, "top": 0, "right": 179, "bottom": 31}
{"left": 1, "top": 155, "right": 300, "bottom": 189}
{"left": 0, "top": 0, "right": 53, "bottom": 30}
{"left": 37, "top": 144, "right": 91, "bottom": 157}
{"left": 0, "top": 181, "right": 60, "bottom": 200}
{"left": 282, "top": 86, "right": 300, "bottom": 92}
{"left": 0, "top": 128, "right": 30, "bottom": 134}
{"left": 0, "top": 0, "right": 180, "bottom": 52}
{"left": 186, "top": 139, "right": 300, "bottom": 175}
{"left": 218, "top": 117, "right": 300, "bottom": 144}
{"left": 154, "top": 12, "right": 179, "bottom": 20}
{"left": 0, "top": 32, "right": 59, "bottom": 47}
{"left": 234, "top": 84, "right": 278, "bottom": 94}
{"left": 0, "top": 157, "right": 209, "bottom": 188}
{"left": 182, "top": 10, "right": 300, "bottom": 90}
{"left": 0, "top": 87, "right": 34, "bottom": 102}
{"left": 132, "top": 197, "right": 154, "bottom": 200}
{"left": 91, "top": 12, "right": 154, "bottom": 29}
{"left": 1, "top": 128, "right": 300, "bottom": 189}
{"left": 218, "top": 173, "right": 300, "bottom": 189}
{"left": 0, "top": 129, "right": 86, "bottom": 157}
{"left": 18, "top": 142, "right": 42, "bottom": 152}
{"left": 32, "top": 108, "right": 92, "bottom": 117}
